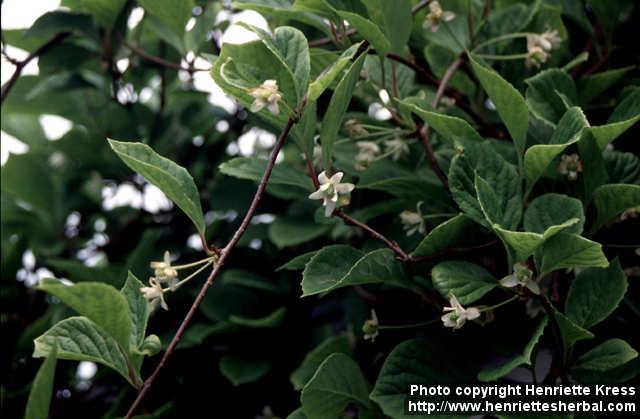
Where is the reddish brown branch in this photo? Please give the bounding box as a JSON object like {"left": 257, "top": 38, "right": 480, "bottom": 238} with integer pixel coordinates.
{"left": 125, "top": 98, "right": 307, "bottom": 418}
{"left": 335, "top": 210, "right": 411, "bottom": 261}
{"left": 1, "top": 32, "right": 70, "bottom": 105}
{"left": 417, "top": 55, "right": 465, "bottom": 190}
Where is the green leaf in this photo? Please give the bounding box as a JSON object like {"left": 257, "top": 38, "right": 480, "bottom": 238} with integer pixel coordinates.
{"left": 320, "top": 52, "right": 366, "bottom": 170}
{"left": 523, "top": 107, "right": 589, "bottom": 190}
{"left": 61, "top": 0, "right": 127, "bottom": 27}
{"left": 578, "top": 66, "right": 634, "bottom": 104}
{"left": 276, "top": 251, "right": 318, "bottom": 271}
{"left": 554, "top": 309, "right": 594, "bottom": 350}
{"left": 38, "top": 280, "right": 132, "bottom": 350}
{"left": 134, "top": 335, "right": 161, "bottom": 356}
{"left": 108, "top": 139, "right": 205, "bottom": 236}
{"left": 302, "top": 247, "right": 405, "bottom": 297}
{"left": 219, "top": 157, "right": 313, "bottom": 190}
{"left": 572, "top": 339, "right": 638, "bottom": 372}
{"left": 219, "top": 355, "right": 272, "bottom": 386}
{"left": 431, "top": 261, "right": 497, "bottom": 305}
{"left": 565, "top": 259, "right": 628, "bottom": 329}
{"left": 290, "top": 335, "right": 352, "bottom": 390}
{"left": 524, "top": 193, "right": 585, "bottom": 235}
{"left": 411, "top": 214, "right": 473, "bottom": 257}
{"left": 370, "top": 339, "right": 473, "bottom": 419}
{"left": 307, "top": 43, "right": 359, "bottom": 101}
{"left": 478, "top": 317, "right": 547, "bottom": 381}
{"left": 33, "top": 317, "right": 137, "bottom": 387}
{"left": 120, "top": 272, "right": 149, "bottom": 348}
{"left": 138, "top": 0, "right": 194, "bottom": 35}
{"left": 403, "top": 101, "right": 484, "bottom": 143}
{"left": 469, "top": 54, "right": 528, "bottom": 163}
{"left": 449, "top": 140, "right": 522, "bottom": 229}
{"left": 301, "top": 353, "right": 371, "bottom": 419}
{"left": 211, "top": 39, "right": 298, "bottom": 131}
{"left": 25, "top": 345, "right": 57, "bottom": 419}
{"left": 536, "top": 233, "right": 608, "bottom": 277}
{"left": 578, "top": 129, "right": 607, "bottom": 205}
{"left": 591, "top": 184, "right": 640, "bottom": 233}
{"left": 363, "top": 0, "right": 412, "bottom": 54}
{"left": 268, "top": 217, "right": 329, "bottom": 248}
{"left": 605, "top": 150, "right": 640, "bottom": 184}
{"left": 525, "top": 69, "right": 576, "bottom": 126}
{"left": 590, "top": 87, "right": 640, "bottom": 150}
{"left": 239, "top": 24, "right": 310, "bottom": 101}
{"left": 337, "top": 11, "right": 390, "bottom": 57}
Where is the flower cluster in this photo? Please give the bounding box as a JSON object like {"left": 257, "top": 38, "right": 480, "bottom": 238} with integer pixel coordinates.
{"left": 249, "top": 80, "right": 282, "bottom": 115}
{"left": 344, "top": 119, "right": 369, "bottom": 138}
{"left": 500, "top": 263, "right": 540, "bottom": 295}
{"left": 423, "top": 1, "right": 456, "bottom": 32}
{"left": 557, "top": 153, "right": 583, "bottom": 181}
{"left": 441, "top": 294, "right": 480, "bottom": 329}
{"left": 525, "top": 29, "right": 562, "bottom": 68}
{"left": 384, "top": 137, "right": 410, "bottom": 161}
{"left": 309, "top": 171, "right": 355, "bottom": 216}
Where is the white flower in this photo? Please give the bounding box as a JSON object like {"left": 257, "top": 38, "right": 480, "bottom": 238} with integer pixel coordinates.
{"left": 399, "top": 202, "right": 426, "bottom": 236}
{"left": 423, "top": 1, "right": 456, "bottom": 32}
{"left": 441, "top": 294, "right": 480, "bottom": 329}
{"left": 384, "top": 138, "right": 410, "bottom": 161}
{"left": 140, "top": 277, "right": 168, "bottom": 310}
{"left": 344, "top": 119, "right": 369, "bottom": 138}
{"left": 362, "top": 309, "right": 379, "bottom": 342}
{"left": 249, "top": 80, "right": 282, "bottom": 115}
{"left": 557, "top": 153, "right": 582, "bottom": 181}
{"left": 525, "top": 29, "right": 561, "bottom": 68}
{"left": 500, "top": 263, "right": 540, "bottom": 295}
{"left": 150, "top": 251, "right": 178, "bottom": 289}
{"left": 355, "top": 141, "right": 380, "bottom": 171}
{"left": 308, "top": 171, "right": 355, "bottom": 217}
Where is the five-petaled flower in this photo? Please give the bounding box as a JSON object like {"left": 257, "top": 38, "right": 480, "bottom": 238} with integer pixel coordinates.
{"left": 399, "top": 202, "right": 426, "bottom": 236}
{"left": 140, "top": 277, "right": 168, "bottom": 310}
{"left": 150, "top": 251, "right": 178, "bottom": 290}
{"left": 525, "top": 29, "right": 562, "bottom": 68}
{"left": 384, "top": 137, "right": 410, "bottom": 161}
{"left": 308, "top": 171, "right": 355, "bottom": 217}
{"left": 423, "top": 1, "right": 456, "bottom": 32}
{"left": 500, "top": 263, "right": 540, "bottom": 295}
{"left": 441, "top": 294, "right": 480, "bottom": 329}
{"left": 249, "top": 80, "right": 282, "bottom": 114}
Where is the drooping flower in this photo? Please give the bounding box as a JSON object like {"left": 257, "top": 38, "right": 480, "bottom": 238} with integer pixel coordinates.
{"left": 423, "top": 1, "right": 456, "bottom": 32}
{"left": 308, "top": 171, "right": 355, "bottom": 217}
{"left": 557, "top": 153, "right": 583, "bottom": 181}
{"left": 150, "top": 251, "right": 178, "bottom": 289}
{"left": 441, "top": 294, "right": 480, "bottom": 329}
{"left": 500, "top": 263, "right": 540, "bottom": 295}
{"left": 354, "top": 141, "right": 381, "bottom": 171}
{"left": 362, "top": 309, "right": 379, "bottom": 342}
{"left": 525, "top": 29, "right": 562, "bottom": 68}
{"left": 384, "top": 137, "right": 410, "bottom": 161}
{"left": 140, "top": 277, "right": 168, "bottom": 310}
{"left": 249, "top": 80, "right": 282, "bottom": 114}
{"left": 344, "top": 119, "right": 369, "bottom": 138}
{"left": 399, "top": 202, "right": 426, "bottom": 236}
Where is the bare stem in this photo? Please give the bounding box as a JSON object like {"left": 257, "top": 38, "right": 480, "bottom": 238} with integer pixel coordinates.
{"left": 119, "top": 36, "right": 210, "bottom": 73}
{"left": 124, "top": 97, "right": 307, "bottom": 418}
{"left": 1, "top": 32, "right": 70, "bottom": 105}
{"left": 417, "top": 54, "right": 465, "bottom": 190}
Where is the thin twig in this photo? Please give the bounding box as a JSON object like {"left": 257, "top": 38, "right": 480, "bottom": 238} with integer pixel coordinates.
{"left": 124, "top": 97, "right": 307, "bottom": 418}
{"left": 119, "top": 37, "right": 210, "bottom": 73}
{"left": 308, "top": 0, "right": 431, "bottom": 47}
{"left": 417, "top": 55, "right": 465, "bottom": 189}
{"left": 1, "top": 32, "right": 70, "bottom": 105}
{"left": 335, "top": 210, "right": 411, "bottom": 261}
